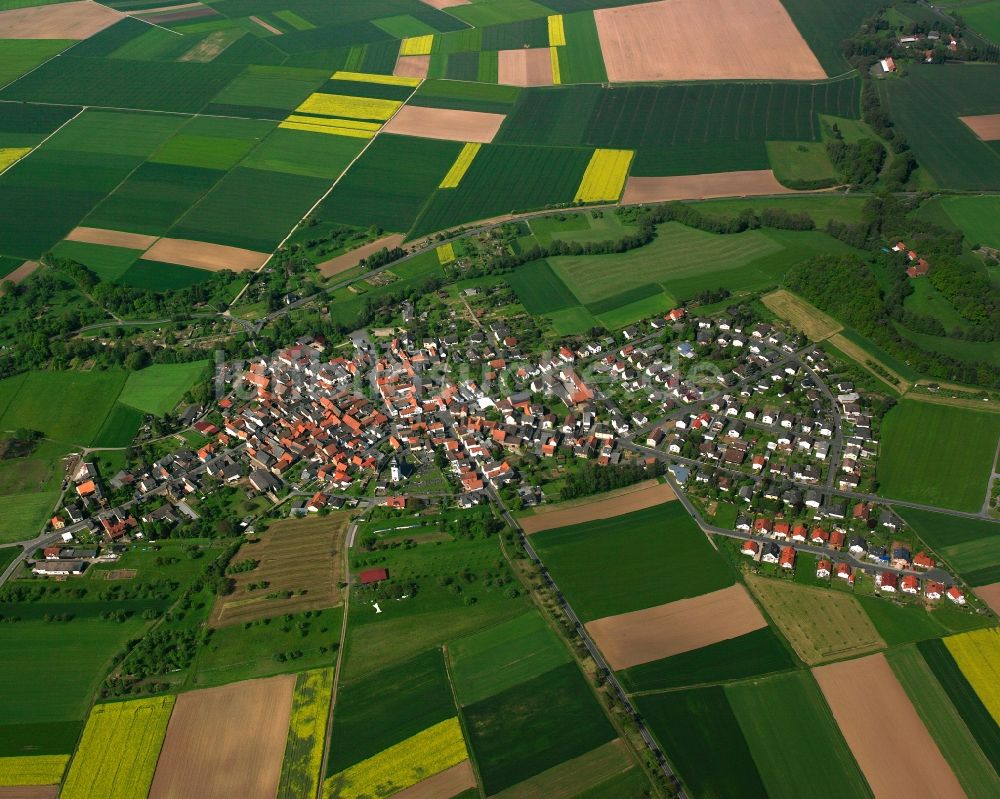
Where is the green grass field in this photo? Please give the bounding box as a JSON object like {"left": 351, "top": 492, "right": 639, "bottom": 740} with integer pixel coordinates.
{"left": 0, "top": 39, "right": 72, "bottom": 88}
{"left": 241, "top": 127, "right": 363, "bottom": 180}
{"left": 326, "top": 648, "right": 455, "bottom": 776}
{"left": 556, "top": 10, "right": 607, "bottom": 84}
{"left": 858, "top": 595, "right": 990, "bottom": 647}
{"left": 506, "top": 260, "right": 579, "bottom": 315}
{"left": 531, "top": 502, "right": 734, "bottom": 622}
{"left": 877, "top": 400, "right": 1000, "bottom": 512}
{"left": 409, "top": 79, "right": 520, "bottom": 115}
{"left": 117, "top": 361, "right": 209, "bottom": 417}
{"left": 637, "top": 686, "right": 768, "bottom": 799}
{"left": 879, "top": 65, "right": 1000, "bottom": 190}
{"left": 448, "top": 611, "right": 570, "bottom": 705}
{"left": 618, "top": 628, "right": 795, "bottom": 693}
{"left": 766, "top": 141, "right": 838, "bottom": 185}
{"left": 49, "top": 240, "right": 141, "bottom": 283}
{"left": 462, "top": 661, "right": 616, "bottom": 795}
{"left": 887, "top": 645, "right": 1000, "bottom": 799}
{"left": 118, "top": 260, "right": 214, "bottom": 291}
{"left": 918, "top": 638, "right": 1000, "bottom": 773}
{"left": 963, "top": 0, "right": 1000, "bottom": 43}
{"left": 92, "top": 402, "right": 144, "bottom": 449}
{"left": 726, "top": 670, "right": 872, "bottom": 799}
{"left": 939, "top": 195, "right": 1000, "bottom": 249}
{"left": 898, "top": 508, "right": 1000, "bottom": 586}
{"left": 779, "top": 0, "right": 885, "bottom": 73}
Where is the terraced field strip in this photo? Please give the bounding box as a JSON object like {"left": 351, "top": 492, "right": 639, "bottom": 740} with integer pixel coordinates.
{"left": 276, "top": 668, "right": 334, "bottom": 799}
{"left": 65, "top": 227, "right": 157, "bottom": 250}
{"left": 762, "top": 288, "right": 842, "bottom": 341}
{"left": 143, "top": 237, "right": 269, "bottom": 271}
{"left": 316, "top": 234, "right": 405, "bottom": 278}
{"left": 520, "top": 481, "right": 675, "bottom": 534}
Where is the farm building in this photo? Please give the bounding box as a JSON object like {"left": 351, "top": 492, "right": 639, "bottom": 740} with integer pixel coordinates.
{"left": 359, "top": 568, "right": 389, "bottom": 586}
{"left": 32, "top": 560, "right": 84, "bottom": 576}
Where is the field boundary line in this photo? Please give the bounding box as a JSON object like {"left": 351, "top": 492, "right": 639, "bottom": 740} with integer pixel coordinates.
{"left": 227, "top": 79, "right": 426, "bottom": 309}
{"left": 441, "top": 644, "right": 487, "bottom": 799}
{"left": 0, "top": 105, "right": 85, "bottom": 178}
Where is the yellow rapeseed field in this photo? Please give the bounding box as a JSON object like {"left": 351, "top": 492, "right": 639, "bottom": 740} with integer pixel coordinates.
{"left": 437, "top": 242, "right": 456, "bottom": 264}
{"left": 331, "top": 71, "right": 421, "bottom": 87}
{"left": 548, "top": 14, "right": 566, "bottom": 47}
{"left": 280, "top": 114, "right": 379, "bottom": 138}
{"left": 439, "top": 142, "right": 481, "bottom": 189}
{"left": 574, "top": 148, "right": 635, "bottom": 202}
{"left": 296, "top": 93, "right": 402, "bottom": 121}
{"left": 550, "top": 46, "right": 561, "bottom": 85}
{"left": 945, "top": 627, "right": 1000, "bottom": 725}
{"left": 323, "top": 717, "right": 467, "bottom": 799}
{"left": 279, "top": 122, "right": 373, "bottom": 138}
{"left": 400, "top": 35, "right": 434, "bottom": 56}
{"left": 61, "top": 695, "right": 175, "bottom": 799}
{"left": 0, "top": 147, "right": 32, "bottom": 172}
{"left": 277, "top": 668, "right": 334, "bottom": 799}
{"left": 0, "top": 754, "right": 69, "bottom": 786}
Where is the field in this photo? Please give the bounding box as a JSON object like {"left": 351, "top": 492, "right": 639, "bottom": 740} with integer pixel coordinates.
{"left": 494, "top": 740, "right": 634, "bottom": 799}
{"left": 530, "top": 502, "right": 735, "bottom": 622}
{"left": 574, "top": 148, "right": 633, "bottom": 202}
{"left": 149, "top": 675, "right": 295, "bottom": 799}
{"left": 762, "top": 288, "right": 843, "bottom": 340}
{"left": 745, "top": 574, "right": 885, "bottom": 665}
{"left": 637, "top": 686, "right": 767, "bottom": 799}
{"left": 814, "top": 654, "right": 965, "bottom": 799}
{"left": 277, "top": 668, "right": 334, "bottom": 799}
{"left": 938, "top": 195, "right": 1000, "bottom": 249}
{"left": 878, "top": 400, "right": 1000, "bottom": 512}
{"left": 780, "top": 0, "right": 885, "bottom": 73}
{"left": 519, "top": 481, "right": 674, "bottom": 534}
{"left": 60, "top": 696, "right": 175, "bottom": 799}
{"left": 726, "top": 670, "right": 873, "bottom": 799}
{"left": 622, "top": 169, "right": 793, "bottom": 203}
{"left": 887, "top": 645, "right": 1000, "bottom": 799}
{"left": 448, "top": 611, "right": 570, "bottom": 705}
{"left": 209, "top": 513, "right": 349, "bottom": 627}
{"left": 462, "top": 661, "right": 616, "bottom": 795}
{"left": 618, "top": 627, "right": 795, "bottom": 692}
{"left": 0, "top": 755, "right": 67, "bottom": 787}
{"left": 117, "top": 360, "right": 208, "bottom": 416}
{"left": 382, "top": 105, "right": 506, "bottom": 143}
{"left": 964, "top": 0, "right": 1000, "bottom": 43}
{"left": 879, "top": 64, "right": 1000, "bottom": 191}
{"left": 766, "top": 140, "right": 838, "bottom": 185}
{"left": 326, "top": 649, "right": 456, "bottom": 779}
{"left": 918, "top": 638, "right": 1000, "bottom": 774}
{"left": 594, "top": 0, "right": 824, "bottom": 82}
{"left": 0, "top": 39, "right": 71, "bottom": 88}
{"left": 586, "top": 584, "right": 767, "bottom": 670}
{"left": 325, "top": 717, "right": 468, "bottom": 799}
{"left": 857, "top": 595, "right": 990, "bottom": 646}
{"left": 945, "top": 629, "right": 1000, "bottom": 725}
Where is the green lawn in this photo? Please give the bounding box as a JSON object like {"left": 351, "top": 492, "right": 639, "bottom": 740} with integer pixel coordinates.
{"left": 117, "top": 360, "right": 209, "bottom": 417}
{"left": 531, "top": 502, "right": 735, "bottom": 622}
{"left": 0, "top": 491, "right": 60, "bottom": 544}
{"left": 448, "top": 610, "right": 570, "bottom": 705}
{"left": 727, "top": 670, "right": 872, "bottom": 799}
{"left": 877, "top": 400, "right": 1000, "bottom": 512}
{"left": 887, "top": 644, "right": 1000, "bottom": 799}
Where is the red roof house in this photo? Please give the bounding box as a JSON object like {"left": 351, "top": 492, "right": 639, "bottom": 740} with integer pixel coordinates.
{"left": 359, "top": 568, "right": 388, "bottom": 586}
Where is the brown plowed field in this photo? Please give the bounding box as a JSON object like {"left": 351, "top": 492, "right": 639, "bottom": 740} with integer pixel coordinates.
{"left": 622, "top": 170, "right": 794, "bottom": 204}
{"left": 586, "top": 583, "right": 766, "bottom": 670}
{"left": 498, "top": 48, "right": 553, "bottom": 86}
{"left": 209, "top": 513, "right": 349, "bottom": 627}
{"left": 974, "top": 581, "right": 1000, "bottom": 616}
{"left": 148, "top": 675, "right": 295, "bottom": 799}
{"left": 961, "top": 114, "right": 1000, "bottom": 141}
{"left": 382, "top": 105, "right": 506, "bottom": 143}
{"left": 0, "top": 788, "right": 59, "bottom": 799}
{"left": 394, "top": 55, "right": 431, "bottom": 79}
{"left": 316, "top": 234, "right": 405, "bottom": 278}
{"left": 2, "top": 260, "right": 41, "bottom": 287}
{"left": 813, "top": 654, "right": 965, "bottom": 799}
{"left": 0, "top": 1, "right": 120, "bottom": 39}
{"left": 389, "top": 760, "right": 476, "bottom": 799}
{"left": 418, "top": 0, "right": 470, "bottom": 8}
{"left": 66, "top": 227, "right": 158, "bottom": 250}
{"left": 249, "top": 15, "right": 282, "bottom": 35}
{"left": 520, "top": 481, "right": 675, "bottom": 534}
{"left": 143, "top": 237, "right": 269, "bottom": 272}
{"left": 594, "top": 0, "right": 825, "bottom": 82}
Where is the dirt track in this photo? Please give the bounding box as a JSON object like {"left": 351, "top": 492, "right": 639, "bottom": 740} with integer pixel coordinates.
{"left": 622, "top": 170, "right": 794, "bottom": 204}
{"left": 382, "top": 106, "right": 506, "bottom": 143}
{"left": 143, "top": 237, "right": 269, "bottom": 272}
{"left": 586, "top": 584, "right": 766, "bottom": 670}
{"left": 389, "top": 761, "right": 476, "bottom": 799}
{"left": 394, "top": 55, "right": 431, "bottom": 79}
{"left": 498, "top": 48, "right": 553, "bottom": 86}
{"left": 149, "top": 675, "right": 295, "bottom": 799}
{"left": 521, "top": 481, "right": 675, "bottom": 534}
{"left": 813, "top": 654, "right": 965, "bottom": 799}
{"left": 0, "top": 1, "right": 120, "bottom": 39}
{"left": 66, "top": 227, "right": 158, "bottom": 251}
{"left": 961, "top": 114, "right": 1000, "bottom": 141}
{"left": 316, "top": 234, "right": 405, "bottom": 278}
{"left": 594, "top": 0, "right": 825, "bottom": 82}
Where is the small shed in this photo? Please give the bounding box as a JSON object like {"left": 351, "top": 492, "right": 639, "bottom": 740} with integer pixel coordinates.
{"left": 359, "top": 568, "right": 389, "bottom": 586}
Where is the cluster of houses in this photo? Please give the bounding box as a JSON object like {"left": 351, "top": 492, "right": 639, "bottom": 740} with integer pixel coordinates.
{"left": 738, "top": 515, "right": 966, "bottom": 604}
{"left": 892, "top": 240, "right": 931, "bottom": 278}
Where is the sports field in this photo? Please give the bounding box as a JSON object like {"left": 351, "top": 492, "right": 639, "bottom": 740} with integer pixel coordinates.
{"left": 877, "top": 400, "right": 1000, "bottom": 512}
